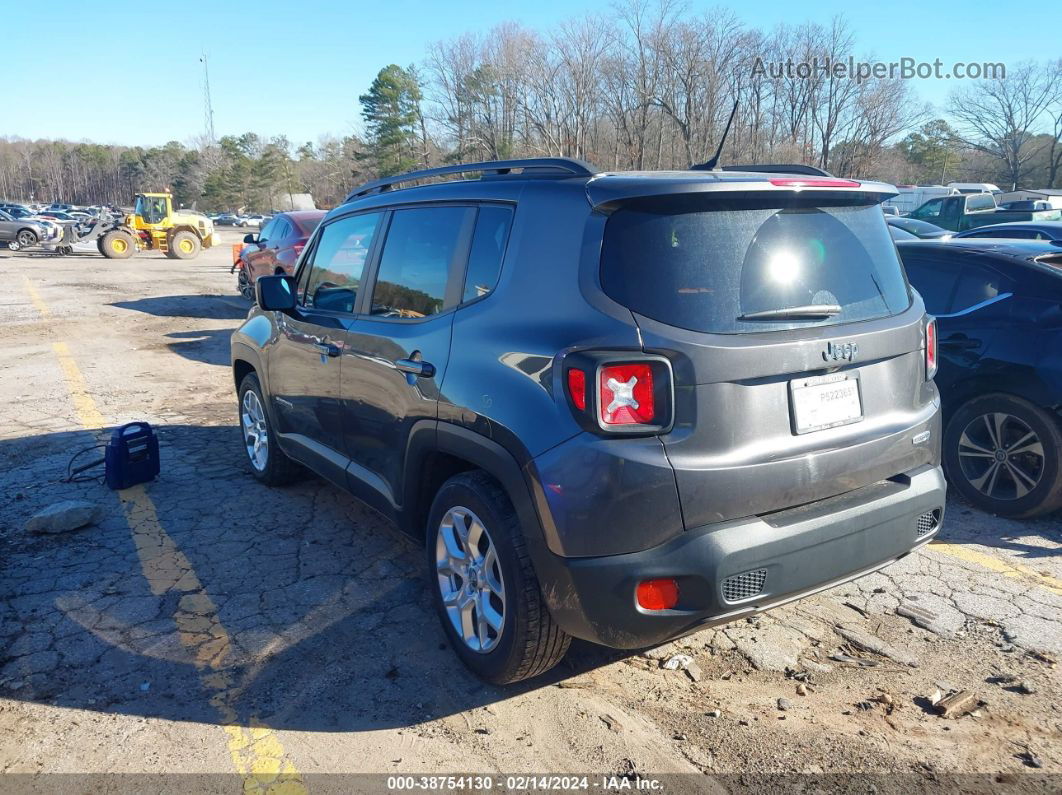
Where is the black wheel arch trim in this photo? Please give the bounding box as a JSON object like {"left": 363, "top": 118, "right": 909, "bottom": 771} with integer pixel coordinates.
{"left": 405, "top": 420, "right": 589, "bottom": 638}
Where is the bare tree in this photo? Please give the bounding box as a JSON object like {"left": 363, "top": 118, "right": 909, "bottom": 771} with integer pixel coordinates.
{"left": 949, "top": 60, "right": 1057, "bottom": 190}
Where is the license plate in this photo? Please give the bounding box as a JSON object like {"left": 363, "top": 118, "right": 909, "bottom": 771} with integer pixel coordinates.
{"left": 790, "top": 373, "right": 863, "bottom": 434}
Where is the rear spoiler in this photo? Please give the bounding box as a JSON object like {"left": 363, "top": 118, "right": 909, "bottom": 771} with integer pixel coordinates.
{"left": 585, "top": 172, "right": 898, "bottom": 212}
{"left": 720, "top": 163, "right": 835, "bottom": 177}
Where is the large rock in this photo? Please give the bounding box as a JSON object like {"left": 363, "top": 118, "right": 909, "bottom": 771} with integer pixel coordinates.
{"left": 26, "top": 500, "right": 103, "bottom": 534}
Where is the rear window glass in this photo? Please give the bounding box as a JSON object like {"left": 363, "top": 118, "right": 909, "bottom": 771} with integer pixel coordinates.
{"left": 601, "top": 195, "right": 911, "bottom": 334}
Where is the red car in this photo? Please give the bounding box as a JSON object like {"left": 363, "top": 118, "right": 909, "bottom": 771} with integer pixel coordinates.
{"left": 233, "top": 210, "right": 325, "bottom": 299}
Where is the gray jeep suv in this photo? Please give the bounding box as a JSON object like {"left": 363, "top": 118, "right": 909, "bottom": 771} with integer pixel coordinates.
{"left": 231, "top": 158, "right": 945, "bottom": 683}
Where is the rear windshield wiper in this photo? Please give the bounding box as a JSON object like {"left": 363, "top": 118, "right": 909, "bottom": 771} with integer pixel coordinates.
{"left": 738, "top": 304, "right": 842, "bottom": 321}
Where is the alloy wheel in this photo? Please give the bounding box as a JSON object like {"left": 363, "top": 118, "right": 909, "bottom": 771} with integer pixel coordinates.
{"left": 435, "top": 506, "right": 506, "bottom": 653}
{"left": 241, "top": 389, "right": 269, "bottom": 471}
{"left": 957, "top": 412, "right": 1045, "bottom": 501}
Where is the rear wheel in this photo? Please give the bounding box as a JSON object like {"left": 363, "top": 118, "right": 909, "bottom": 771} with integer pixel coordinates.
{"left": 100, "top": 230, "right": 135, "bottom": 259}
{"left": 427, "top": 471, "right": 570, "bottom": 684}
{"left": 944, "top": 393, "right": 1062, "bottom": 517}
{"left": 170, "top": 230, "right": 201, "bottom": 260}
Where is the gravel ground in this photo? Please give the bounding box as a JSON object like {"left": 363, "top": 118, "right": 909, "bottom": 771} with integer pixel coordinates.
{"left": 0, "top": 232, "right": 1059, "bottom": 792}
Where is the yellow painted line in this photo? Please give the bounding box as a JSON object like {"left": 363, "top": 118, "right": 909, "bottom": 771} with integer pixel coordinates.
{"left": 25, "top": 278, "right": 306, "bottom": 792}
{"left": 930, "top": 541, "right": 1062, "bottom": 596}
{"left": 119, "top": 486, "right": 305, "bottom": 792}
{"left": 52, "top": 342, "right": 106, "bottom": 431}
{"left": 22, "top": 276, "right": 50, "bottom": 317}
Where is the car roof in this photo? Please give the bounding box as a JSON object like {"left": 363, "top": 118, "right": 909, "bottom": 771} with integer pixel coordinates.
{"left": 280, "top": 209, "right": 326, "bottom": 232}
{"left": 897, "top": 238, "right": 1060, "bottom": 254}
{"left": 335, "top": 163, "right": 896, "bottom": 219}
{"left": 959, "top": 221, "right": 1062, "bottom": 232}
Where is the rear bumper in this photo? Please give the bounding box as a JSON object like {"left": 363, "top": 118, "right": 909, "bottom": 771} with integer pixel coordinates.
{"left": 534, "top": 464, "right": 946, "bottom": 648}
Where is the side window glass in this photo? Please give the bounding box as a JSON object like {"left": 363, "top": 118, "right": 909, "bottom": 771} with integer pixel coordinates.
{"left": 370, "top": 207, "right": 467, "bottom": 318}
{"left": 913, "top": 199, "right": 942, "bottom": 219}
{"left": 901, "top": 255, "right": 958, "bottom": 315}
{"left": 271, "top": 219, "right": 291, "bottom": 241}
{"left": 302, "top": 212, "right": 382, "bottom": 314}
{"left": 463, "top": 205, "right": 513, "bottom": 303}
{"left": 951, "top": 266, "right": 1004, "bottom": 312}
{"left": 258, "top": 219, "right": 277, "bottom": 240}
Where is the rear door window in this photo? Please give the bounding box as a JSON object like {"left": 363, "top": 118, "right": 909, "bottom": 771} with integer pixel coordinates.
{"left": 601, "top": 195, "right": 911, "bottom": 333}
{"left": 899, "top": 252, "right": 960, "bottom": 314}
{"left": 951, "top": 264, "right": 1008, "bottom": 312}
{"left": 370, "top": 206, "right": 469, "bottom": 319}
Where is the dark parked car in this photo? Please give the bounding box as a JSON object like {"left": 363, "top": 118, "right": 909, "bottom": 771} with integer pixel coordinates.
{"left": 953, "top": 221, "right": 1062, "bottom": 244}
{"left": 0, "top": 209, "right": 46, "bottom": 250}
{"left": 232, "top": 158, "right": 945, "bottom": 683}
{"left": 898, "top": 239, "right": 1062, "bottom": 516}
{"left": 215, "top": 213, "right": 242, "bottom": 226}
{"left": 236, "top": 210, "right": 326, "bottom": 300}
{"left": 889, "top": 225, "right": 919, "bottom": 241}
{"left": 886, "top": 216, "right": 951, "bottom": 239}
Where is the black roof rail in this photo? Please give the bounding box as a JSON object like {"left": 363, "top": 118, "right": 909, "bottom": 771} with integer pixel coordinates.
{"left": 344, "top": 157, "right": 597, "bottom": 202}
{"left": 720, "top": 163, "right": 835, "bottom": 177}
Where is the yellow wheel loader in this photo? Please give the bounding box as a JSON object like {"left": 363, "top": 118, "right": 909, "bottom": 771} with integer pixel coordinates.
{"left": 96, "top": 193, "right": 218, "bottom": 260}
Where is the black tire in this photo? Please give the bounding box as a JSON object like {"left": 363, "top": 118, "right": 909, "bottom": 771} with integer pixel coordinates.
{"left": 426, "top": 471, "right": 570, "bottom": 684}
{"left": 237, "top": 372, "right": 301, "bottom": 486}
{"left": 170, "top": 230, "right": 201, "bottom": 260}
{"left": 16, "top": 229, "right": 37, "bottom": 248}
{"left": 237, "top": 269, "right": 255, "bottom": 302}
{"left": 100, "top": 230, "right": 135, "bottom": 259}
{"left": 943, "top": 393, "right": 1062, "bottom": 518}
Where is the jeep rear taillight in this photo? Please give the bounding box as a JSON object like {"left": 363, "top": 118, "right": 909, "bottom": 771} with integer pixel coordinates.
{"left": 567, "top": 368, "right": 587, "bottom": 411}
{"left": 563, "top": 354, "right": 673, "bottom": 435}
{"left": 599, "top": 363, "right": 654, "bottom": 425}
{"left": 926, "top": 318, "right": 938, "bottom": 380}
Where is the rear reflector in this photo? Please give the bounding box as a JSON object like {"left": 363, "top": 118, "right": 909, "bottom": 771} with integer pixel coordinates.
{"left": 599, "top": 363, "right": 654, "bottom": 425}
{"left": 926, "top": 318, "right": 938, "bottom": 380}
{"left": 637, "top": 579, "right": 679, "bottom": 610}
{"left": 567, "top": 368, "right": 587, "bottom": 411}
{"left": 769, "top": 178, "right": 861, "bottom": 188}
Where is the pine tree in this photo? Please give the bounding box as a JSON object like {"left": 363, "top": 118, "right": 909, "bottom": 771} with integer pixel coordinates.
{"left": 359, "top": 65, "right": 424, "bottom": 176}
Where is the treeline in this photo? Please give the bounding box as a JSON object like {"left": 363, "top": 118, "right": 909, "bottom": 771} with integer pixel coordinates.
{"left": 2, "top": 3, "right": 1060, "bottom": 210}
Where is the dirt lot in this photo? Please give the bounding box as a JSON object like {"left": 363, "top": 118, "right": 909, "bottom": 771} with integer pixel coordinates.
{"left": 1, "top": 231, "right": 1060, "bottom": 792}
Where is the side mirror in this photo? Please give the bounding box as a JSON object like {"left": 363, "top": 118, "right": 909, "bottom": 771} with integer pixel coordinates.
{"left": 256, "top": 275, "right": 296, "bottom": 311}
{"left": 243, "top": 233, "right": 256, "bottom": 244}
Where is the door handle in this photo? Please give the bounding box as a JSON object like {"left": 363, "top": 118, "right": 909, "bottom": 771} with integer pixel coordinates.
{"left": 313, "top": 341, "right": 340, "bottom": 357}
{"left": 939, "top": 337, "right": 979, "bottom": 349}
{"left": 394, "top": 357, "right": 436, "bottom": 378}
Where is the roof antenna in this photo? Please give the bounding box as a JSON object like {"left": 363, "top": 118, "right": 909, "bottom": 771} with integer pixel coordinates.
{"left": 691, "top": 101, "right": 738, "bottom": 171}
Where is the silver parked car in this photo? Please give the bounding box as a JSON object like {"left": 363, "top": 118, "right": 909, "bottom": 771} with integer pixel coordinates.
{"left": 0, "top": 209, "right": 48, "bottom": 250}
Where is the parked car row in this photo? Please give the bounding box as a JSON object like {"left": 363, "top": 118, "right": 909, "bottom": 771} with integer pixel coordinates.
{"left": 211, "top": 212, "right": 272, "bottom": 228}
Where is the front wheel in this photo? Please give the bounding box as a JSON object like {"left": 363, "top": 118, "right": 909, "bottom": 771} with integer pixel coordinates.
{"left": 100, "top": 230, "right": 135, "bottom": 259}
{"left": 16, "top": 229, "right": 37, "bottom": 248}
{"left": 944, "top": 393, "right": 1062, "bottom": 517}
{"left": 170, "top": 230, "right": 201, "bottom": 260}
{"left": 237, "top": 372, "right": 301, "bottom": 485}
{"left": 427, "top": 471, "right": 570, "bottom": 684}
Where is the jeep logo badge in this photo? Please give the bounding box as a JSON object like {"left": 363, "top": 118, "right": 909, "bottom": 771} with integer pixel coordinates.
{"left": 823, "top": 341, "right": 858, "bottom": 362}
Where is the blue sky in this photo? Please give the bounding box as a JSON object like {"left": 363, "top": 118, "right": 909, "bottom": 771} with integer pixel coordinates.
{"left": 5, "top": 0, "right": 1048, "bottom": 147}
